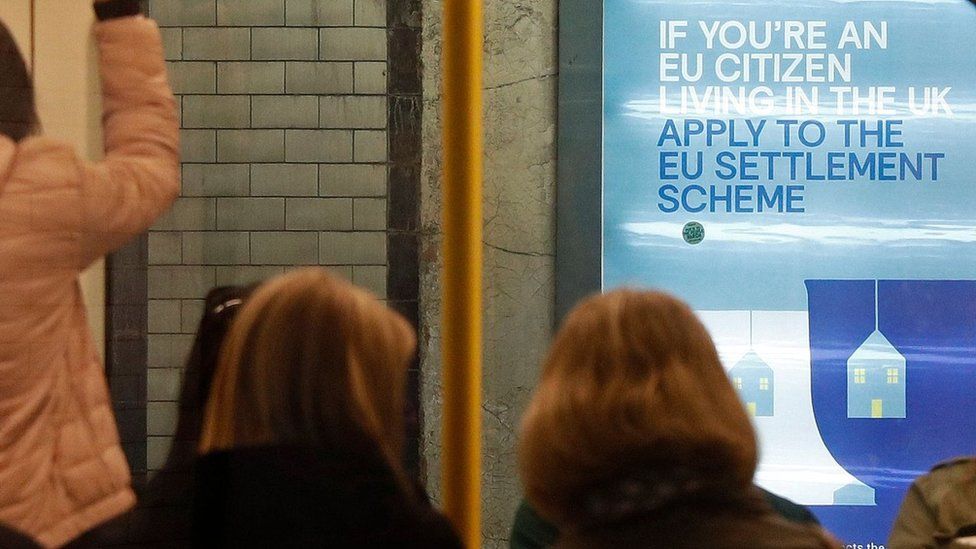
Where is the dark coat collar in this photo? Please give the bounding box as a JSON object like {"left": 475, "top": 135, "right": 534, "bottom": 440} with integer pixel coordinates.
{"left": 193, "top": 444, "right": 461, "bottom": 549}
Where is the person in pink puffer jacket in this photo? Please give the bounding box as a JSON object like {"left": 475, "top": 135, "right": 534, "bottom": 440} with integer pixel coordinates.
{"left": 0, "top": 0, "right": 178, "bottom": 546}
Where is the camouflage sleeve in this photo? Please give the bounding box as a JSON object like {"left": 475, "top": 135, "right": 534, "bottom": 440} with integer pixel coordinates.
{"left": 889, "top": 481, "right": 939, "bottom": 549}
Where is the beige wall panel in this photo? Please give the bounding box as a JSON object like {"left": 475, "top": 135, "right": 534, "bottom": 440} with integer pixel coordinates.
{"left": 33, "top": 0, "right": 106, "bottom": 357}
{"left": 0, "top": 1, "right": 31, "bottom": 66}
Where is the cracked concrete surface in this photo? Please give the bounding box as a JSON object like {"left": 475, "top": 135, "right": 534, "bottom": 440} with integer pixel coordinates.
{"left": 420, "top": 0, "right": 557, "bottom": 546}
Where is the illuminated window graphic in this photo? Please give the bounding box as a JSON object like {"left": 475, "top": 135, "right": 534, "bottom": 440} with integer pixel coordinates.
{"left": 887, "top": 368, "right": 899, "bottom": 384}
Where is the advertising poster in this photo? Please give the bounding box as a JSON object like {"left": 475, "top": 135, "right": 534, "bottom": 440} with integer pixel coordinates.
{"left": 602, "top": 0, "right": 976, "bottom": 545}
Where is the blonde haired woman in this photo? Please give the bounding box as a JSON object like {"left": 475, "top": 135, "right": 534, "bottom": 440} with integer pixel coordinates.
{"left": 519, "top": 290, "right": 840, "bottom": 548}
{"left": 194, "top": 268, "right": 460, "bottom": 548}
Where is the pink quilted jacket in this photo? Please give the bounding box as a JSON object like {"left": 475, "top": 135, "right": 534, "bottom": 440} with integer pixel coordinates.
{"left": 0, "top": 17, "right": 178, "bottom": 547}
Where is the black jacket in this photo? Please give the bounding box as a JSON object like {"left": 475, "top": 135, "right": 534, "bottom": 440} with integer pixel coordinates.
{"left": 193, "top": 445, "right": 462, "bottom": 548}
{"left": 0, "top": 524, "right": 38, "bottom": 549}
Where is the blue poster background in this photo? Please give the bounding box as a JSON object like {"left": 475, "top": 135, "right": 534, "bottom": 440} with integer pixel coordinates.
{"left": 603, "top": 0, "right": 976, "bottom": 544}
{"left": 807, "top": 280, "right": 976, "bottom": 541}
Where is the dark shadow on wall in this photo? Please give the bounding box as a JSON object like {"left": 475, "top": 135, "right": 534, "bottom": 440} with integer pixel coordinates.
{"left": 104, "top": 0, "right": 153, "bottom": 492}
{"left": 387, "top": 0, "right": 425, "bottom": 481}
{"left": 105, "top": 235, "right": 150, "bottom": 485}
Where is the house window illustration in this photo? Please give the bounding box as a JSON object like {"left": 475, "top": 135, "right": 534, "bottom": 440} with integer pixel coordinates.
{"left": 887, "top": 368, "right": 899, "bottom": 384}
{"left": 847, "top": 330, "right": 906, "bottom": 419}
{"left": 730, "top": 351, "right": 774, "bottom": 417}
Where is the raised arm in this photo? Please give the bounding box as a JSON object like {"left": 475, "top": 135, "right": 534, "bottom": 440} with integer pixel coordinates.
{"left": 78, "top": 0, "right": 179, "bottom": 265}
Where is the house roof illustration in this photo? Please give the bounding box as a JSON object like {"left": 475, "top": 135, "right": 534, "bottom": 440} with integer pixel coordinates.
{"left": 731, "top": 351, "right": 773, "bottom": 374}
{"left": 848, "top": 330, "right": 905, "bottom": 370}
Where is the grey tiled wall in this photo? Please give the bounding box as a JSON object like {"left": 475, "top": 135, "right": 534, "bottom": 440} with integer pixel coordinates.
{"left": 144, "top": 0, "right": 389, "bottom": 471}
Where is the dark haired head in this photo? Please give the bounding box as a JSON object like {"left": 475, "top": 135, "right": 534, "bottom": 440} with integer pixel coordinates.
{"left": 125, "top": 285, "right": 254, "bottom": 545}
{"left": 161, "top": 285, "right": 255, "bottom": 472}
{"left": 0, "top": 21, "right": 39, "bottom": 142}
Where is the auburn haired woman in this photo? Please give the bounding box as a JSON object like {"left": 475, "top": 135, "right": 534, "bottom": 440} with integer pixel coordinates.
{"left": 0, "top": 1, "right": 178, "bottom": 546}
{"left": 518, "top": 290, "right": 841, "bottom": 548}
{"left": 194, "top": 268, "right": 460, "bottom": 548}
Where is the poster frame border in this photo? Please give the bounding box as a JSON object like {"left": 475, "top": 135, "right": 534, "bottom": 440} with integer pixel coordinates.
{"left": 555, "top": 0, "right": 604, "bottom": 323}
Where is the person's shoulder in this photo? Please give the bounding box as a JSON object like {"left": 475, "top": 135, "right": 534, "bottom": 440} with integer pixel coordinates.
{"left": 920, "top": 457, "right": 976, "bottom": 486}
{"left": 0, "top": 523, "right": 39, "bottom": 549}
{"left": 746, "top": 510, "right": 840, "bottom": 548}
{"left": 910, "top": 456, "right": 976, "bottom": 505}
{"left": 758, "top": 486, "right": 820, "bottom": 525}
{"left": 401, "top": 508, "right": 464, "bottom": 549}
{"left": 511, "top": 499, "right": 560, "bottom": 549}
{"left": 930, "top": 457, "right": 976, "bottom": 473}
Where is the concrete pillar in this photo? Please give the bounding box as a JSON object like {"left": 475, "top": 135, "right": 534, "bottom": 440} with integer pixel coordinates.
{"left": 420, "top": 1, "right": 557, "bottom": 545}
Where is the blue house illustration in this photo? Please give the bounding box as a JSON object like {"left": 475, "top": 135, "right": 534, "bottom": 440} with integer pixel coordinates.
{"left": 847, "top": 330, "right": 906, "bottom": 419}
{"left": 730, "top": 351, "right": 774, "bottom": 417}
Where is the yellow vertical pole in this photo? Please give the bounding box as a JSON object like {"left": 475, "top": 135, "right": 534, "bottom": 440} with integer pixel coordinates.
{"left": 441, "top": 0, "right": 483, "bottom": 546}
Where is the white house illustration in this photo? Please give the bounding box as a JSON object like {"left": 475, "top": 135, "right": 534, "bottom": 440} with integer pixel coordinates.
{"left": 731, "top": 351, "right": 774, "bottom": 417}
{"left": 847, "top": 330, "right": 906, "bottom": 419}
